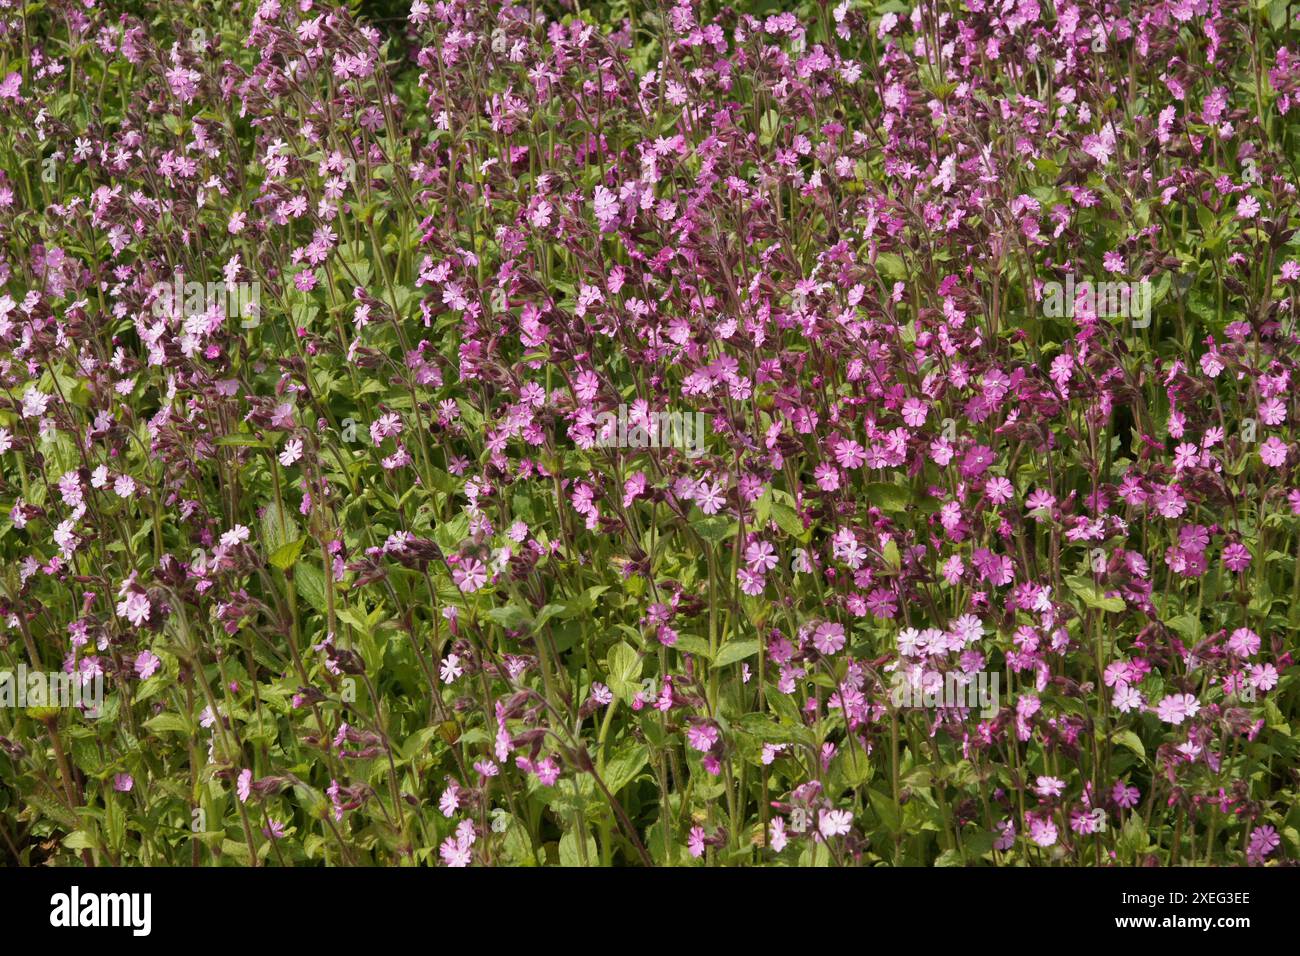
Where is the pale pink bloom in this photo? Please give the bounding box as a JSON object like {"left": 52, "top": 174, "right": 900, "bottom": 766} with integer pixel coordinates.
{"left": 134, "top": 651, "right": 161, "bottom": 679}
{"left": 819, "top": 808, "right": 853, "bottom": 838}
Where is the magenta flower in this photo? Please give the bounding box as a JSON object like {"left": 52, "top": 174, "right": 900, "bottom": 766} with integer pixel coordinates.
{"left": 1112, "top": 781, "right": 1140, "bottom": 809}
{"left": 1261, "top": 437, "right": 1288, "bottom": 467}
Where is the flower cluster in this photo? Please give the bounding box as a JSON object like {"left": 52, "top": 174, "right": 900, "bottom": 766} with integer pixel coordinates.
{"left": 0, "top": 0, "right": 1296, "bottom": 867}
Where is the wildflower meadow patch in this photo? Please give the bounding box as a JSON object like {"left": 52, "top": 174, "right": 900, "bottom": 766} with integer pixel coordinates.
{"left": 0, "top": 0, "right": 1298, "bottom": 870}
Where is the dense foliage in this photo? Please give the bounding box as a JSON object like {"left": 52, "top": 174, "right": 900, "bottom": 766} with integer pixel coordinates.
{"left": 1, "top": 0, "right": 1298, "bottom": 866}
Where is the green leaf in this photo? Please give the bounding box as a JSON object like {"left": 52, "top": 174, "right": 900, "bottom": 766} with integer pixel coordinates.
{"left": 864, "top": 482, "right": 910, "bottom": 512}
{"left": 486, "top": 604, "right": 532, "bottom": 630}
{"left": 534, "top": 604, "right": 566, "bottom": 629}
{"left": 1119, "top": 813, "right": 1151, "bottom": 858}
{"left": 673, "top": 634, "right": 713, "bottom": 659}
{"left": 268, "top": 536, "right": 307, "bottom": 571}
{"left": 692, "top": 515, "right": 734, "bottom": 543}
{"left": 602, "top": 743, "right": 649, "bottom": 796}
{"left": 713, "top": 639, "right": 759, "bottom": 668}
{"left": 963, "top": 829, "right": 995, "bottom": 862}
{"left": 604, "top": 642, "right": 643, "bottom": 703}
{"left": 62, "top": 830, "right": 97, "bottom": 851}
{"left": 869, "top": 788, "right": 901, "bottom": 834}
{"left": 1064, "top": 575, "right": 1126, "bottom": 612}
{"left": 494, "top": 814, "right": 538, "bottom": 866}
{"left": 214, "top": 433, "right": 272, "bottom": 448}
{"left": 771, "top": 502, "right": 809, "bottom": 541}
{"left": 261, "top": 501, "right": 300, "bottom": 554}
{"left": 1110, "top": 729, "right": 1146, "bottom": 762}
{"left": 143, "top": 713, "right": 191, "bottom": 735}
{"left": 874, "top": 252, "right": 907, "bottom": 279}
{"left": 1164, "top": 613, "right": 1202, "bottom": 642}
{"left": 294, "top": 562, "right": 328, "bottom": 613}
{"left": 735, "top": 713, "right": 814, "bottom": 746}
{"left": 27, "top": 792, "right": 79, "bottom": 829}
{"left": 558, "top": 828, "right": 596, "bottom": 867}
{"left": 835, "top": 746, "right": 872, "bottom": 789}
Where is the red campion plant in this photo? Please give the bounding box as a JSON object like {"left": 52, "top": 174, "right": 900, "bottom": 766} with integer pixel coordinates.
{"left": 0, "top": 0, "right": 1297, "bottom": 866}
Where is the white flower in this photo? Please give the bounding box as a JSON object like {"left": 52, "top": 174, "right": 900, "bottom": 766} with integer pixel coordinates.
{"left": 21, "top": 386, "right": 50, "bottom": 418}
{"left": 220, "top": 524, "right": 251, "bottom": 549}
{"left": 819, "top": 808, "right": 853, "bottom": 838}
{"left": 279, "top": 437, "right": 303, "bottom": 467}
{"left": 769, "top": 817, "right": 788, "bottom": 852}
{"left": 439, "top": 653, "right": 463, "bottom": 683}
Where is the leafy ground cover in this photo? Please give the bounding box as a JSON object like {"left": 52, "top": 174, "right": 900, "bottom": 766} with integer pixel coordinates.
{"left": 0, "top": 0, "right": 1298, "bottom": 866}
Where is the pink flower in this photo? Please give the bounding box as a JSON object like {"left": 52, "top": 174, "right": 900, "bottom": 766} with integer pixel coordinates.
{"left": 745, "top": 540, "right": 778, "bottom": 573}
{"left": 1222, "top": 542, "right": 1252, "bottom": 572}
{"left": 695, "top": 479, "right": 726, "bottom": 514}
{"left": 687, "top": 826, "right": 707, "bottom": 858}
{"left": 1113, "top": 683, "right": 1144, "bottom": 713}
{"left": 769, "top": 817, "right": 788, "bottom": 852}
{"left": 1248, "top": 663, "right": 1279, "bottom": 692}
{"left": 453, "top": 559, "right": 488, "bottom": 592}
{"left": 834, "top": 439, "right": 866, "bottom": 469}
{"left": 1228, "top": 628, "right": 1261, "bottom": 657}
{"left": 134, "top": 651, "right": 161, "bottom": 680}
{"left": 686, "top": 723, "right": 719, "bottom": 752}
{"left": 1112, "top": 781, "right": 1140, "bottom": 808}
{"left": 439, "top": 781, "right": 461, "bottom": 817}
{"left": 985, "top": 476, "right": 1014, "bottom": 505}
{"left": 1028, "top": 815, "right": 1058, "bottom": 847}
{"left": 901, "top": 399, "right": 928, "bottom": 427}
{"left": 440, "top": 834, "right": 473, "bottom": 867}
{"left": 812, "top": 621, "right": 846, "bottom": 655}
{"left": 534, "top": 757, "right": 560, "bottom": 786}
{"left": 115, "top": 591, "right": 150, "bottom": 627}
{"left": 1261, "top": 437, "right": 1288, "bottom": 467}
{"left": 0, "top": 72, "right": 21, "bottom": 101}
{"left": 960, "top": 445, "right": 996, "bottom": 478}
{"left": 1034, "top": 776, "right": 1065, "bottom": 798}
{"left": 1247, "top": 825, "right": 1280, "bottom": 862}
{"left": 1155, "top": 693, "right": 1200, "bottom": 725}
{"left": 819, "top": 808, "right": 853, "bottom": 838}
{"left": 994, "top": 820, "right": 1016, "bottom": 850}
